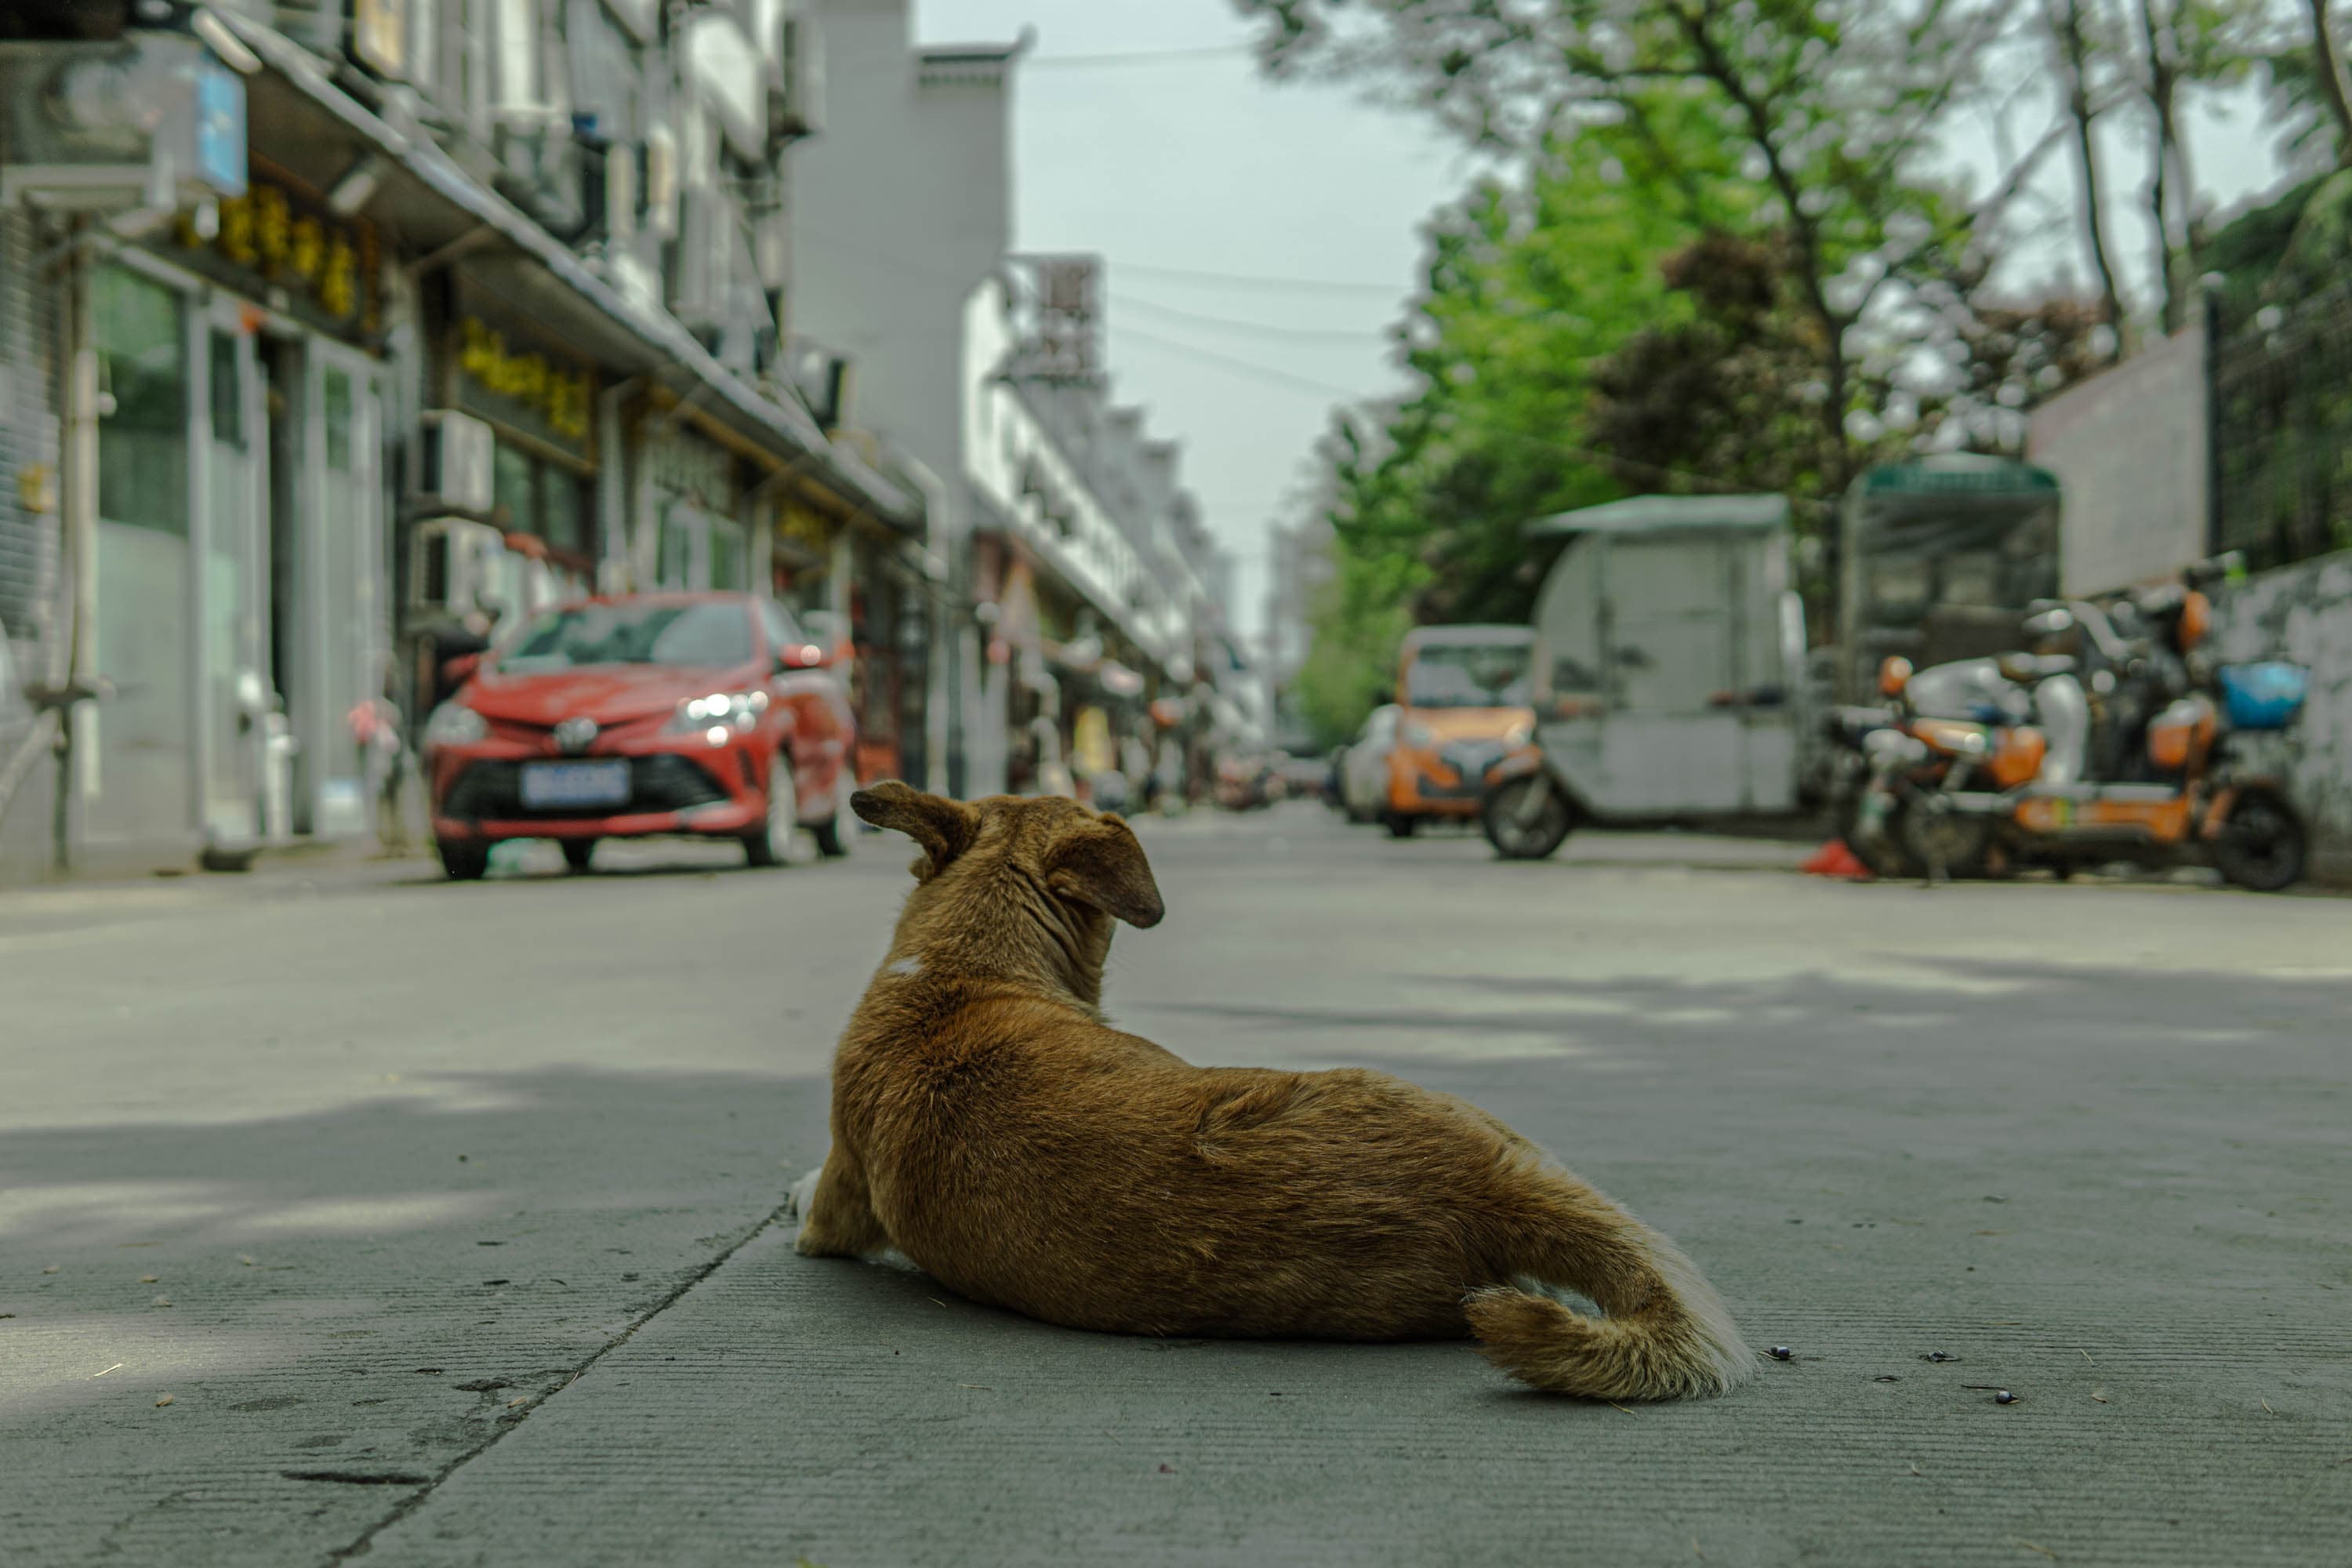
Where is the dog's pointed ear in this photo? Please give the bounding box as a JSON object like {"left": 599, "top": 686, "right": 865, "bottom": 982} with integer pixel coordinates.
{"left": 1044, "top": 814, "right": 1163, "bottom": 928}
{"left": 851, "top": 782, "right": 978, "bottom": 877}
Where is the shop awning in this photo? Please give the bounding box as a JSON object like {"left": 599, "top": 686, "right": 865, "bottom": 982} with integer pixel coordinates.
{"left": 216, "top": 12, "right": 920, "bottom": 532}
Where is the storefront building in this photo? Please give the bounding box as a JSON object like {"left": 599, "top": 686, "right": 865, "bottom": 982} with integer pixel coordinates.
{"left": 434, "top": 272, "right": 605, "bottom": 614}
{"left": 2, "top": 8, "right": 920, "bottom": 879}
{"left": 0, "top": 31, "right": 403, "bottom": 871}
{"left": 961, "top": 276, "right": 1200, "bottom": 803}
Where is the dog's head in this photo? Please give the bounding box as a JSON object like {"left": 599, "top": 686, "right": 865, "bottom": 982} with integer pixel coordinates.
{"left": 851, "top": 782, "right": 1164, "bottom": 934}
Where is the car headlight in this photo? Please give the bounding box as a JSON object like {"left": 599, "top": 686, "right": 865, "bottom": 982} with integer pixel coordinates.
{"left": 423, "top": 701, "right": 486, "bottom": 750}
{"left": 666, "top": 690, "right": 769, "bottom": 737}
{"left": 1399, "top": 720, "right": 1436, "bottom": 747}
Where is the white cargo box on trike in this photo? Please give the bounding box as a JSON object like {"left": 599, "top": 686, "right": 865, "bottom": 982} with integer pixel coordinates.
{"left": 1481, "top": 494, "right": 1809, "bottom": 858}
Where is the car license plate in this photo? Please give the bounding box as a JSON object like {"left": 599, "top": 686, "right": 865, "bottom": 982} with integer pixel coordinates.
{"left": 520, "top": 760, "right": 630, "bottom": 810}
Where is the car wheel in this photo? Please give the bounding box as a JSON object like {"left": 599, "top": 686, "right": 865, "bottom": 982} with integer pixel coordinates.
{"left": 1900, "top": 800, "right": 1992, "bottom": 881}
{"left": 1481, "top": 775, "right": 1573, "bottom": 861}
{"left": 1384, "top": 811, "right": 1418, "bottom": 838}
{"left": 1833, "top": 787, "right": 1915, "bottom": 879}
{"left": 2213, "top": 790, "right": 2306, "bottom": 892}
{"left": 811, "top": 781, "right": 855, "bottom": 859}
{"left": 744, "top": 755, "right": 800, "bottom": 869}
{"left": 437, "top": 839, "right": 491, "bottom": 881}
{"left": 561, "top": 838, "right": 597, "bottom": 874}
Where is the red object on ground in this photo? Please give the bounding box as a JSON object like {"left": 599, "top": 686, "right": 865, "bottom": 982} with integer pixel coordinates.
{"left": 1802, "top": 839, "right": 1873, "bottom": 880}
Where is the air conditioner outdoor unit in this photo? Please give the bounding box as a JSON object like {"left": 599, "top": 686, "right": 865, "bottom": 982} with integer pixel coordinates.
{"left": 0, "top": 35, "right": 248, "bottom": 212}
{"left": 644, "top": 122, "right": 679, "bottom": 240}
{"left": 671, "top": 185, "right": 728, "bottom": 330}
{"left": 786, "top": 339, "right": 852, "bottom": 430}
{"left": 408, "top": 515, "right": 509, "bottom": 617}
{"left": 768, "top": 11, "right": 826, "bottom": 142}
{"left": 600, "top": 139, "right": 637, "bottom": 243}
{"left": 417, "top": 409, "right": 495, "bottom": 515}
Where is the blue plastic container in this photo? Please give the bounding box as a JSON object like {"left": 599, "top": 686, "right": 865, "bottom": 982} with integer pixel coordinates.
{"left": 2220, "top": 662, "right": 2309, "bottom": 731}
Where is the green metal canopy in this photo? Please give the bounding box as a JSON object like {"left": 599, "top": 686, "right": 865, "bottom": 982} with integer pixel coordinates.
{"left": 1853, "top": 454, "right": 2059, "bottom": 498}
{"left": 1524, "top": 494, "right": 1790, "bottom": 538}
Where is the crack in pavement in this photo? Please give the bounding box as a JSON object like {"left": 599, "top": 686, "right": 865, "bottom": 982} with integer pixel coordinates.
{"left": 321, "top": 1197, "right": 797, "bottom": 1563}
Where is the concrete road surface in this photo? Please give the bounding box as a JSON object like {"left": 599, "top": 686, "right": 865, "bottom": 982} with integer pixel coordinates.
{"left": 3, "top": 805, "right": 2347, "bottom": 1566}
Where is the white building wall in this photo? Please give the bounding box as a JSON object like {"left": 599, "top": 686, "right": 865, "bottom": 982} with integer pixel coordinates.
{"left": 962, "top": 281, "right": 1187, "bottom": 675}
{"left": 789, "top": 0, "right": 1016, "bottom": 509}
{"left": 2028, "top": 325, "right": 2210, "bottom": 597}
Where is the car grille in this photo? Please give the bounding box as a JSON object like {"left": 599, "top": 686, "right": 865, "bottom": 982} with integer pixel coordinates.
{"left": 441, "top": 756, "right": 731, "bottom": 821}
{"left": 1421, "top": 740, "right": 1506, "bottom": 799}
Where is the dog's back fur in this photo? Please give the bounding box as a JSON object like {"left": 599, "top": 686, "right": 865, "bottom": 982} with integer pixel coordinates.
{"left": 792, "top": 784, "right": 1754, "bottom": 1401}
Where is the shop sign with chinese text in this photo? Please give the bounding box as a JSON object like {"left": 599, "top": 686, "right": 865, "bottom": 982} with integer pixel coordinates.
{"left": 166, "top": 175, "right": 381, "bottom": 340}
{"left": 448, "top": 281, "right": 598, "bottom": 461}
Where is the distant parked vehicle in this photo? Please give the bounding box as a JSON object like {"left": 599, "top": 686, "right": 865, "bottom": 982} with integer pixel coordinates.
{"left": 424, "top": 592, "right": 857, "bottom": 879}
{"left": 1215, "top": 754, "right": 1277, "bottom": 811}
{"left": 1274, "top": 754, "right": 1332, "bottom": 803}
{"left": 1340, "top": 706, "right": 1399, "bottom": 823}
{"left": 1381, "top": 626, "right": 1536, "bottom": 837}
{"left": 1482, "top": 495, "right": 1808, "bottom": 860}
{"left": 1865, "top": 564, "right": 2310, "bottom": 890}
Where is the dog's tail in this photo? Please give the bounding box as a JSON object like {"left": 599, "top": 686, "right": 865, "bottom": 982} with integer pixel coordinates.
{"left": 1464, "top": 1207, "right": 1755, "bottom": 1402}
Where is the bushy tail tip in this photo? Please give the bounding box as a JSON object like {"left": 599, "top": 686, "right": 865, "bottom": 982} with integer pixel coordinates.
{"left": 1464, "top": 1269, "right": 1755, "bottom": 1403}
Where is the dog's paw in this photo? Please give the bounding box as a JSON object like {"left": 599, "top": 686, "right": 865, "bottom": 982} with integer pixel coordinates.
{"left": 787, "top": 1166, "right": 826, "bottom": 1221}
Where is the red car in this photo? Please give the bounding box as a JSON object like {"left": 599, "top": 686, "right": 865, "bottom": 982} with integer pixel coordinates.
{"left": 424, "top": 592, "right": 857, "bottom": 880}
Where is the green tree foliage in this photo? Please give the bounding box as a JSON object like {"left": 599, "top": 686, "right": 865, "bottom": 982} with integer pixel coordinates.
{"left": 1287, "top": 114, "right": 1733, "bottom": 747}
{"left": 1242, "top": 0, "right": 2196, "bottom": 749}
{"left": 1238, "top": 0, "right": 2027, "bottom": 492}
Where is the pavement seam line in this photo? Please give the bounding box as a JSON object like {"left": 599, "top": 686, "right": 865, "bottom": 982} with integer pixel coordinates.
{"left": 320, "top": 1196, "right": 797, "bottom": 1564}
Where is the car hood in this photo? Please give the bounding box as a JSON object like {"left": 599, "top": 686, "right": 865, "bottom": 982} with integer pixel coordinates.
{"left": 463, "top": 662, "right": 764, "bottom": 728}
{"left": 1399, "top": 706, "right": 1534, "bottom": 743}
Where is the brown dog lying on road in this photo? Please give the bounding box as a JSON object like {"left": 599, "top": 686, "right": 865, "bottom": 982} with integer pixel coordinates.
{"left": 789, "top": 784, "right": 1754, "bottom": 1401}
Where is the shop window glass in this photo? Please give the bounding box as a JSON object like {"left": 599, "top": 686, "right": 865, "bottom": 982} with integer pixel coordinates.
{"left": 319, "top": 365, "right": 365, "bottom": 797}
{"left": 544, "top": 470, "right": 588, "bottom": 554}
{"left": 658, "top": 507, "right": 695, "bottom": 588}
{"left": 324, "top": 368, "right": 353, "bottom": 470}
{"left": 709, "top": 515, "right": 746, "bottom": 591}
{"left": 207, "top": 330, "right": 244, "bottom": 450}
{"left": 95, "top": 267, "right": 190, "bottom": 536}
{"left": 494, "top": 441, "right": 535, "bottom": 532}
{"left": 91, "top": 266, "right": 192, "bottom": 840}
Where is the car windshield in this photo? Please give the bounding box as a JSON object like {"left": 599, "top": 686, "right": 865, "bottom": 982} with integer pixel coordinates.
{"left": 1406, "top": 644, "right": 1530, "bottom": 708}
{"left": 499, "top": 602, "right": 754, "bottom": 673}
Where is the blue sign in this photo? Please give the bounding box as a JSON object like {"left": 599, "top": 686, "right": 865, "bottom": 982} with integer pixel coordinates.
{"left": 194, "top": 57, "right": 248, "bottom": 199}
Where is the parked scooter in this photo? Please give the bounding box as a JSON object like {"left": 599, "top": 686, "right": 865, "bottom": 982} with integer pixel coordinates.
{"left": 1818, "top": 699, "right": 1910, "bottom": 877}
{"left": 1889, "top": 570, "right": 2311, "bottom": 890}
{"left": 1828, "top": 644, "right": 2063, "bottom": 878}
{"left": 1845, "top": 651, "right": 2062, "bottom": 879}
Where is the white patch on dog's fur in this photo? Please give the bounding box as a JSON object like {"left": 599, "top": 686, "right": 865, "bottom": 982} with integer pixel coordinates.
{"left": 788, "top": 1163, "right": 917, "bottom": 1272}
{"left": 886, "top": 956, "right": 922, "bottom": 977}
{"left": 788, "top": 1166, "right": 825, "bottom": 1220}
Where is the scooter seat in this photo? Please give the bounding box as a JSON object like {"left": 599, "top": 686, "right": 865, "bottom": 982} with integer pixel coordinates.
{"left": 1998, "top": 652, "right": 2079, "bottom": 681}
{"left": 2021, "top": 782, "right": 2178, "bottom": 804}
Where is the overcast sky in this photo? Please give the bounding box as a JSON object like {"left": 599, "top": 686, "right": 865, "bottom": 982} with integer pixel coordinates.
{"left": 915, "top": 2, "right": 2297, "bottom": 646}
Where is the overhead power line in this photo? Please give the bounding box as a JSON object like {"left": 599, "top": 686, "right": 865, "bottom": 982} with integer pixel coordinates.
{"left": 1118, "top": 294, "right": 1392, "bottom": 344}
{"left": 1109, "top": 323, "right": 1788, "bottom": 502}
{"left": 1110, "top": 260, "right": 1406, "bottom": 296}
{"left": 1024, "top": 44, "right": 1255, "bottom": 71}
{"left": 1114, "top": 322, "right": 1369, "bottom": 400}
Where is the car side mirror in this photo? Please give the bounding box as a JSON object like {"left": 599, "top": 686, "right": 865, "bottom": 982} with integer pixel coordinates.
{"left": 777, "top": 641, "right": 828, "bottom": 672}
{"left": 441, "top": 653, "right": 481, "bottom": 687}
